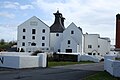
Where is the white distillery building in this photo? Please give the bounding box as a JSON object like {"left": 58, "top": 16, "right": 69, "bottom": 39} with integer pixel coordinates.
{"left": 61, "top": 22, "right": 84, "bottom": 53}
{"left": 17, "top": 16, "right": 50, "bottom": 52}
{"left": 17, "top": 10, "right": 111, "bottom": 56}
{"left": 84, "top": 33, "right": 111, "bottom": 56}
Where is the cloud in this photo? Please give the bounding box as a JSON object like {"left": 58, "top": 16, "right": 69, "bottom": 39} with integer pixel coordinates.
{"left": 1, "top": 1, "right": 19, "bottom": 9}
{"left": 0, "top": 1, "right": 34, "bottom": 10}
{"left": 0, "top": 12, "right": 15, "bottom": 19}
{"left": 33, "top": 0, "right": 120, "bottom": 44}
{"left": 20, "top": 5, "right": 34, "bottom": 10}
{"left": 0, "top": 24, "right": 17, "bottom": 41}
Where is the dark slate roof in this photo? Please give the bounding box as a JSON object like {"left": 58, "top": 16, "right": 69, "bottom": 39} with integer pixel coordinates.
{"left": 50, "top": 10, "right": 65, "bottom": 33}
{"left": 50, "top": 22, "right": 65, "bottom": 33}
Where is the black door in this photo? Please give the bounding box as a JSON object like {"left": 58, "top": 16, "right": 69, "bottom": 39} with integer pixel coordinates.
{"left": 66, "top": 49, "right": 72, "bottom": 53}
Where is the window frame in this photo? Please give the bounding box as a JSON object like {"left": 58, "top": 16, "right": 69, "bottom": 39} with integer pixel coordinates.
{"left": 88, "top": 45, "right": 92, "bottom": 48}
{"left": 23, "top": 29, "right": 26, "bottom": 32}
{"left": 32, "top": 29, "right": 36, "bottom": 34}
{"left": 22, "top": 42, "right": 25, "bottom": 46}
{"left": 42, "top": 29, "right": 45, "bottom": 33}
{"left": 32, "top": 36, "right": 35, "bottom": 40}
{"left": 23, "top": 36, "right": 25, "bottom": 39}
{"left": 42, "top": 36, "right": 45, "bottom": 40}
{"left": 42, "top": 43, "right": 45, "bottom": 46}
{"left": 71, "top": 30, "right": 74, "bottom": 34}
{"left": 68, "top": 40, "right": 70, "bottom": 44}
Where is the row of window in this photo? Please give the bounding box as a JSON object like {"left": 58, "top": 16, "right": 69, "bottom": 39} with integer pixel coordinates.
{"left": 22, "top": 42, "right": 45, "bottom": 46}
{"left": 22, "top": 36, "right": 45, "bottom": 40}
{"left": 23, "top": 29, "right": 46, "bottom": 34}
{"left": 23, "top": 29, "right": 74, "bottom": 34}
{"left": 88, "top": 45, "right": 100, "bottom": 48}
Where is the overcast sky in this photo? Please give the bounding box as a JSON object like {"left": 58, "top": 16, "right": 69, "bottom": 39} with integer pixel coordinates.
{"left": 0, "top": 0, "right": 120, "bottom": 44}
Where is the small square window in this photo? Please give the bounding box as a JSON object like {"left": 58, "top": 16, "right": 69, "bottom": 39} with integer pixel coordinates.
{"left": 22, "top": 42, "right": 25, "bottom": 46}
{"left": 23, "top": 29, "right": 26, "bottom": 32}
{"left": 98, "top": 45, "right": 100, "bottom": 48}
{"left": 42, "top": 43, "right": 45, "bottom": 46}
{"left": 32, "top": 29, "right": 36, "bottom": 34}
{"left": 56, "top": 33, "right": 59, "bottom": 36}
{"left": 42, "top": 36, "right": 45, "bottom": 40}
{"left": 32, "top": 36, "right": 35, "bottom": 39}
{"left": 23, "top": 36, "right": 25, "bottom": 39}
{"left": 88, "top": 45, "right": 92, "bottom": 48}
{"left": 68, "top": 40, "right": 70, "bottom": 44}
{"left": 98, "top": 53, "right": 100, "bottom": 55}
{"left": 42, "top": 29, "right": 45, "bottom": 33}
{"left": 71, "top": 30, "right": 74, "bottom": 34}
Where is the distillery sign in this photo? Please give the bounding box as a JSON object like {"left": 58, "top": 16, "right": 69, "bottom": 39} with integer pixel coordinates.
{"left": 0, "top": 57, "right": 4, "bottom": 64}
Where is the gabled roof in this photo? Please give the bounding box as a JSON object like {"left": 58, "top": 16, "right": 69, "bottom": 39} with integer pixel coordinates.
{"left": 65, "top": 22, "right": 83, "bottom": 33}
{"left": 18, "top": 16, "right": 49, "bottom": 28}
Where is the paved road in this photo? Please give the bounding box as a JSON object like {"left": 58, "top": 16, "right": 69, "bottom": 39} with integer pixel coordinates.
{"left": 0, "top": 62, "right": 104, "bottom": 80}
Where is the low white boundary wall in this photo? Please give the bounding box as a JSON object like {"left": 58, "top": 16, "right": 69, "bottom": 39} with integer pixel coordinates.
{"left": 0, "top": 52, "right": 31, "bottom": 56}
{"left": 79, "top": 55, "right": 100, "bottom": 62}
{"left": 104, "top": 55, "right": 120, "bottom": 77}
{"left": 0, "top": 53, "right": 47, "bottom": 69}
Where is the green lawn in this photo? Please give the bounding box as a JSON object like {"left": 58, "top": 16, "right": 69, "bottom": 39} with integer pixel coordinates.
{"left": 48, "top": 61, "right": 94, "bottom": 67}
{"left": 84, "top": 71, "right": 119, "bottom": 80}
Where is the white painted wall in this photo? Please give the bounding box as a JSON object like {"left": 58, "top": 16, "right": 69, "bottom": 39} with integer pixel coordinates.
{"left": 0, "top": 53, "right": 47, "bottom": 68}
{"left": 50, "top": 33, "right": 63, "bottom": 52}
{"left": 62, "top": 22, "right": 83, "bottom": 53}
{"left": 0, "top": 52, "right": 31, "bottom": 56}
{"left": 84, "top": 34, "right": 99, "bottom": 55}
{"left": 17, "top": 16, "right": 50, "bottom": 52}
{"left": 98, "top": 38, "right": 110, "bottom": 56}
{"left": 104, "top": 55, "right": 120, "bottom": 77}
{"left": 61, "top": 36, "right": 78, "bottom": 53}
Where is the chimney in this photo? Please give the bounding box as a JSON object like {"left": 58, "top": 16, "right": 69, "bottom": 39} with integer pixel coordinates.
{"left": 115, "top": 13, "right": 120, "bottom": 50}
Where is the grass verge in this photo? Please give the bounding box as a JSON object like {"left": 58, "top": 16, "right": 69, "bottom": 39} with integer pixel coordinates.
{"left": 84, "top": 71, "right": 119, "bottom": 80}
{"left": 48, "top": 61, "right": 94, "bottom": 67}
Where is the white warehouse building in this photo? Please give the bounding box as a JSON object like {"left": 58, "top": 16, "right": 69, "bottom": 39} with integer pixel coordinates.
{"left": 17, "top": 10, "right": 111, "bottom": 57}
{"left": 17, "top": 16, "right": 50, "bottom": 52}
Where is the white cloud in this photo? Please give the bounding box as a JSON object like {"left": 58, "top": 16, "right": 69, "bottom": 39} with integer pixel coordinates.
{"left": 0, "top": 12, "right": 15, "bottom": 19}
{"left": 0, "top": 1, "right": 34, "bottom": 10}
{"left": 0, "top": 24, "right": 17, "bottom": 41}
{"left": 20, "top": 5, "right": 34, "bottom": 10}
{"left": 33, "top": 0, "right": 120, "bottom": 44}
{"left": 0, "top": 1, "right": 19, "bottom": 9}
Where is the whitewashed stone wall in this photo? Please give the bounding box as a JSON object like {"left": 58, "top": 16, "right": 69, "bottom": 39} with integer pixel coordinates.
{"left": 0, "top": 53, "right": 47, "bottom": 68}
